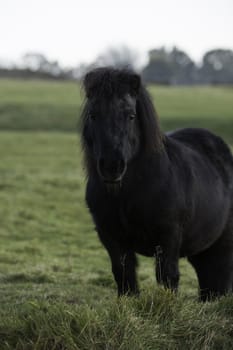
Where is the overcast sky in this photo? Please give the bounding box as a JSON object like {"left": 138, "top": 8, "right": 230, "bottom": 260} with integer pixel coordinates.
{"left": 1, "top": 0, "right": 233, "bottom": 67}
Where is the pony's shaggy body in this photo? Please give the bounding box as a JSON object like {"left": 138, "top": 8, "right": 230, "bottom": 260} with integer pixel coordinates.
{"left": 81, "top": 67, "right": 233, "bottom": 301}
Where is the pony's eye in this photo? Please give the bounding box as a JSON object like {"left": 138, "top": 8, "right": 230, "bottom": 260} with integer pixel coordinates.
{"left": 129, "top": 114, "right": 136, "bottom": 121}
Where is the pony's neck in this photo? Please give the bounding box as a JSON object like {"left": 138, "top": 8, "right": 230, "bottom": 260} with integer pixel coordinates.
{"left": 127, "top": 138, "right": 170, "bottom": 187}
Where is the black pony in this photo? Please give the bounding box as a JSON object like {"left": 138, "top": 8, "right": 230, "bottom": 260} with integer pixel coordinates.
{"left": 81, "top": 67, "right": 233, "bottom": 301}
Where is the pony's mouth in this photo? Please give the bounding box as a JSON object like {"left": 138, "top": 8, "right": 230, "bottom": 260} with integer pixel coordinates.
{"left": 104, "top": 179, "right": 122, "bottom": 195}
{"left": 97, "top": 164, "right": 127, "bottom": 195}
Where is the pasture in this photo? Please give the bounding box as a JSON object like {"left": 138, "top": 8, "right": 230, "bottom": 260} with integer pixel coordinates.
{"left": 0, "top": 79, "right": 233, "bottom": 349}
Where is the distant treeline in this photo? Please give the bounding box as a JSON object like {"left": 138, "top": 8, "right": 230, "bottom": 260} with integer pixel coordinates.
{"left": 1, "top": 47, "right": 233, "bottom": 85}
{"left": 142, "top": 48, "right": 233, "bottom": 85}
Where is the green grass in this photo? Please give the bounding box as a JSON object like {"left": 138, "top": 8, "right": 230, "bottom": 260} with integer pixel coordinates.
{"left": 0, "top": 79, "right": 233, "bottom": 348}
{"left": 151, "top": 85, "right": 233, "bottom": 143}
{"left": 0, "top": 131, "right": 233, "bottom": 349}
{"left": 0, "top": 79, "right": 232, "bottom": 142}
{"left": 0, "top": 79, "right": 82, "bottom": 131}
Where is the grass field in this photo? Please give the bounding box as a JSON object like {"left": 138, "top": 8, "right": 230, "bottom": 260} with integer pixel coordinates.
{"left": 0, "top": 79, "right": 233, "bottom": 349}
{"left": 0, "top": 79, "right": 233, "bottom": 142}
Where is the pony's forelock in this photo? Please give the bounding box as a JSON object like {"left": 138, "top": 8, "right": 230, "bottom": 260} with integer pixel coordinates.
{"left": 83, "top": 67, "right": 141, "bottom": 98}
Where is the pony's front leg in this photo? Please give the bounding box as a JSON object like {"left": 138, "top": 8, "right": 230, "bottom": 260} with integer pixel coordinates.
{"left": 111, "top": 250, "right": 139, "bottom": 296}
{"left": 99, "top": 234, "right": 139, "bottom": 296}
{"left": 155, "top": 245, "right": 180, "bottom": 291}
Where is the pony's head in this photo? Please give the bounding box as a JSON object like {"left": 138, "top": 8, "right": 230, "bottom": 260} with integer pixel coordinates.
{"left": 81, "top": 67, "right": 162, "bottom": 190}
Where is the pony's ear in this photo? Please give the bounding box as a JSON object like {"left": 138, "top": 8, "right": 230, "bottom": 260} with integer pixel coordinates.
{"left": 128, "top": 73, "right": 141, "bottom": 95}
{"left": 83, "top": 71, "right": 96, "bottom": 98}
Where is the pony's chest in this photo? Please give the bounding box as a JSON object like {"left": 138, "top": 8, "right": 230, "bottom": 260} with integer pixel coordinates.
{"left": 119, "top": 193, "right": 169, "bottom": 229}
{"left": 118, "top": 200, "right": 168, "bottom": 255}
{"left": 119, "top": 202, "right": 150, "bottom": 231}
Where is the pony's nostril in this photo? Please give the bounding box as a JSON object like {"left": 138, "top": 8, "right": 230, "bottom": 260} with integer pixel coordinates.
{"left": 98, "top": 158, "right": 106, "bottom": 177}
{"left": 118, "top": 158, "right": 126, "bottom": 172}
{"left": 99, "top": 158, "right": 105, "bottom": 170}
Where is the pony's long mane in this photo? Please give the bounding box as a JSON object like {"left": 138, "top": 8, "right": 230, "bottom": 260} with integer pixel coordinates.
{"left": 135, "top": 85, "right": 164, "bottom": 153}
{"left": 81, "top": 67, "right": 164, "bottom": 175}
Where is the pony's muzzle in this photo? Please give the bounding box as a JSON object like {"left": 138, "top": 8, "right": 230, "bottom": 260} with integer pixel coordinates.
{"left": 97, "top": 157, "right": 127, "bottom": 183}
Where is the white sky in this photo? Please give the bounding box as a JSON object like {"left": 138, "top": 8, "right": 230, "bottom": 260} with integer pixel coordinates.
{"left": 1, "top": 0, "right": 233, "bottom": 67}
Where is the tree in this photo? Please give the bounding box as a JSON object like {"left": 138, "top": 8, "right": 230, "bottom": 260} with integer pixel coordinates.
{"left": 169, "top": 47, "right": 196, "bottom": 84}
{"left": 142, "top": 48, "right": 172, "bottom": 84}
{"left": 22, "top": 52, "right": 63, "bottom": 77}
{"left": 142, "top": 47, "right": 196, "bottom": 85}
{"left": 22, "top": 52, "right": 48, "bottom": 71}
{"left": 200, "top": 49, "right": 233, "bottom": 84}
{"left": 94, "top": 46, "right": 139, "bottom": 70}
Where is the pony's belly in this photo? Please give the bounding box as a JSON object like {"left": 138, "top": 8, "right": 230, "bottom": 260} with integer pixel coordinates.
{"left": 133, "top": 236, "right": 159, "bottom": 257}
{"left": 181, "top": 227, "right": 224, "bottom": 257}
{"left": 134, "top": 246, "right": 158, "bottom": 257}
{"left": 122, "top": 222, "right": 163, "bottom": 257}
{"left": 120, "top": 207, "right": 174, "bottom": 257}
{"left": 181, "top": 211, "right": 228, "bottom": 257}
